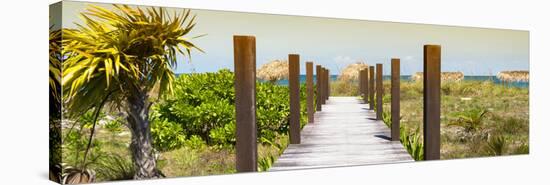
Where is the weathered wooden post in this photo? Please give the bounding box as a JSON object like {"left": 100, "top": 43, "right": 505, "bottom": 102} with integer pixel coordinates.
{"left": 423, "top": 45, "right": 441, "bottom": 160}
{"left": 315, "top": 65, "right": 323, "bottom": 111}
{"left": 289, "top": 54, "right": 301, "bottom": 144}
{"left": 319, "top": 67, "right": 325, "bottom": 105}
{"left": 364, "top": 67, "right": 369, "bottom": 104}
{"left": 321, "top": 68, "right": 327, "bottom": 104}
{"left": 359, "top": 69, "right": 364, "bottom": 97}
{"left": 233, "top": 35, "right": 257, "bottom": 172}
{"left": 326, "top": 69, "right": 330, "bottom": 100}
{"left": 306, "top": 62, "right": 314, "bottom": 123}
{"left": 376, "top": 63, "right": 383, "bottom": 120}
{"left": 391, "top": 59, "right": 400, "bottom": 141}
{"left": 361, "top": 69, "right": 368, "bottom": 103}
{"left": 368, "top": 66, "right": 375, "bottom": 110}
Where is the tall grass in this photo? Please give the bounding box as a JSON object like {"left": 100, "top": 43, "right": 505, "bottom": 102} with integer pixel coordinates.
{"left": 351, "top": 78, "right": 528, "bottom": 160}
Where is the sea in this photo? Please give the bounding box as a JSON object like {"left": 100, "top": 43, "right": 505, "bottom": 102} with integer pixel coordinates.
{"left": 267, "top": 75, "right": 529, "bottom": 88}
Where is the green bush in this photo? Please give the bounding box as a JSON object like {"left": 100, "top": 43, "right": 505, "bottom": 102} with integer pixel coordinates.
{"left": 150, "top": 118, "right": 186, "bottom": 152}
{"left": 151, "top": 69, "right": 310, "bottom": 151}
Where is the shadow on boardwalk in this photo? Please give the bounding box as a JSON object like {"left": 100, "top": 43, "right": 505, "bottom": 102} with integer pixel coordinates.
{"left": 270, "top": 96, "right": 413, "bottom": 171}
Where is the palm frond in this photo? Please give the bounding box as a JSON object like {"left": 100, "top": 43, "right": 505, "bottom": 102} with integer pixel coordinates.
{"left": 62, "top": 4, "right": 203, "bottom": 117}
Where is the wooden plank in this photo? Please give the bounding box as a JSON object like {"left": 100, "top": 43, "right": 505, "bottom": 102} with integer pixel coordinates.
{"left": 289, "top": 54, "right": 301, "bottom": 144}
{"left": 233, "top": 35, "right": 257, "bottom": 172}
{"left": 376, "top": 64, "right": 383, "bottom": 120}
{"left": 369, "top": 66, "right": 375, "bottom": 110}
{"left": 320, "top": 65, "right": 323, "bottom": 110}
{"left": 423, "top": 45, "right": 441, "bottom": 160}
{"left": 306, "top": 62, "right": 314, "bottom": 123}
{"left": 391, "top": 59, "right": 400, "bottom": 141}
{"left": 270, "top": 97, "right": 413, "bottom": 171}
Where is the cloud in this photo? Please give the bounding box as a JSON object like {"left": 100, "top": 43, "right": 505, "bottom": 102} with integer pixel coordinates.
{"left": 333, "top": 56, "right": 355, "bottom": 64}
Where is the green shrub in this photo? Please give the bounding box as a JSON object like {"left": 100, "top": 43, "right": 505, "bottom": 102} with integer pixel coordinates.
{"left": 150, "top": 118, "right": 186, "bottom": 152}
{"left": 449, "top": 108, "right": 489, "bottom": 133}
{"left": 62, "top": 110, "right": 105, "bottom": 168}
{"left": 151, "top": 69, "right": 309, "bottom": 151}
{"left": 103, "top": 118, "right": 123, "bottom": 133}
{"left": 400, "top": 126, "right": 424, "bottom": 161}
{"left": 184, "top": 135, "right": 207, "bottom": 150}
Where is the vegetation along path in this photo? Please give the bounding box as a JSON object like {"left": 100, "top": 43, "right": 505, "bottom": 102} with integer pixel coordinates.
{"left": 270, "top": 97, "right": 413, "bottom": 171}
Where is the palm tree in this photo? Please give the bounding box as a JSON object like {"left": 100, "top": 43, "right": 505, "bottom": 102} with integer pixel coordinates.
{"left": 62, "top": 4, "right": 203, "bottom": 179}
{"left": 49, "top": 25, "right": 62, "bottom": 183}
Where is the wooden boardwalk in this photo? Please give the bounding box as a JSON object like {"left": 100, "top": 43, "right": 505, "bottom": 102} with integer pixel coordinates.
{"left": 270, "top": 97, "right": 413, "bottom": 171}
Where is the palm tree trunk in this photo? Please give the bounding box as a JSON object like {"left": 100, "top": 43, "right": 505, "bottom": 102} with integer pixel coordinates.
{"left": 126, "top": 90, "right": 159, "bottom": 179}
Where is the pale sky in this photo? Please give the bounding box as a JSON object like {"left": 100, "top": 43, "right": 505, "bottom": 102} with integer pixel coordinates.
{"left": 57, "top": 1, "right": 529, "bottom": 76}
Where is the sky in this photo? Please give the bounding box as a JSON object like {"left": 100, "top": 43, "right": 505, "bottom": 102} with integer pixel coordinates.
{"left": 58, "top": 1, "right": 529, "bottom": 76}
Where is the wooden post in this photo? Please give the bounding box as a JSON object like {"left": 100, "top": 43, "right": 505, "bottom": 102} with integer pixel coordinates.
{"left": 364, "top": 67, "right": 369, "bottom": 104}
{"left": 289, "top": 54, "right": 301, "bottom": 144}
{"left": 306, "top": 62, "right": 314, "bottom": 123}
{"left": 359, "top": 69, "right": 364, "bottom": 97}
{"left": 233, "top": 35, "right": 257, "bottom": 172}
{"left": 322, "top": 68, "right": 327, "bottom": 104}
{"left": 319, "top": 67, "right": 325, "bottom": 105}
{"left": 360, "top": 68, "right": 369, "bottom": 103}
{"left": 376, "top": 63, "right": 383, "bottom": 120}
{"left": 391, "top": 59, "right": 400, "bottom": 141}
{"left": 315, "top": 65, "right": 323, "bottom": 111}
{"left": 368, "top": 66, "right": 375, "bottom": 110}
{"left": 423, "top": 45, "right": 441, "bottom": 160}
{"left": 326, "top": 69, "right": 330, "bottom": 100}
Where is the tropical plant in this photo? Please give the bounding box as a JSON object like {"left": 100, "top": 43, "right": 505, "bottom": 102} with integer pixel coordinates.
{"left": 400, "top": 126, "right": 424, "bottom": 161}
{"left": 151, "top": 70, "right": 308, "bottom": 150}
{"left": 382, "top": 109, "right": 391, "bottom": 128}
{"left": 62, "top": 4, "right": 203, "bottom": 178}
{"left": 150, "top": 118, "right": 186, "bottom": 152}
{"left": 49, "top": 25, "right": 63, "bottom": 183}
{"left": 94, "top": 154, "right": 136, "bottom": 181}
{"left": 62, "top": 166, "right": 97, "bottom": 184}
{"left": 485, "top": 135, "right": 508, "bottom": 156}
{"left": 449, "top": 108, "right": 489, "bottom": 133}
{"left": 258, "top": 155, "right": 276, "bottom": 172}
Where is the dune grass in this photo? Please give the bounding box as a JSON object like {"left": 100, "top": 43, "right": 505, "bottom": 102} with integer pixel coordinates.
{"left": 380, "top": 80, "right": 529, "bottom": 159}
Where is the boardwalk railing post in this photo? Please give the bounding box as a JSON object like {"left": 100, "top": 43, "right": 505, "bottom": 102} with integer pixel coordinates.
{"left": 289, "top": 54, "right": 301, "bottom": 144}
{"left": 369, "top": 66, "right": 375, "bottom": 110}
{"left": 233, "top": 35, "right": 257, "bottom": 172}
{"left": 391, "top": 59, "right": 400, "bottom": 141}
{"left": 376, "top": 63, "right": 383, "bottom": 120}
{"left": 359, "top": 69, "right": 364, "bottom": 97}
{"left": 362, "top": 69, "right": 368, "bottom": 103}
{"left": 326, "top": 69, "right": 330, "bottom": 100}
{"left": 316, "top": 65, "right": 322, "bottom": 111}
{"left": 321, "top": 68, "right": 327, "bottom": 104}
{"left": 306, "top": 62, "right": 314, "bottom": 123}
{"left": 423, "top": 45, "right": 441, "bottom": 160}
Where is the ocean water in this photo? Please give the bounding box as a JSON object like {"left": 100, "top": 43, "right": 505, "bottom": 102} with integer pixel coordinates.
{"left": 268, "top": 75, "right": 529, "bottom": 88}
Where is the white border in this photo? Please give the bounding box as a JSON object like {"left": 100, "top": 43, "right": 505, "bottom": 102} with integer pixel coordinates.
{"left": 1, "top": 0, "right": 548, "bottom": 184}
